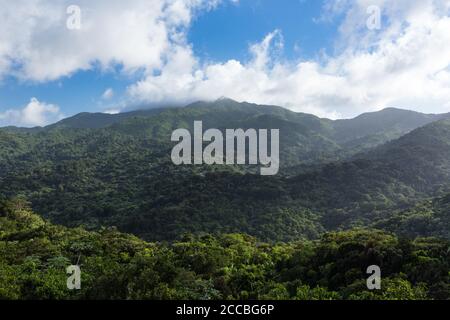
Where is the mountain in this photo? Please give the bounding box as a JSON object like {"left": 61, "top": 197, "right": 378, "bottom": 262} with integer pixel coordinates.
{"left": 287, "top": 118, "right": 450, "bottom": 229}
{"left": 52, "top": 100, "right": 449, "bottom": 143}
{"left": 119, "top": 117, "right": 450, "bottom": 240}
{"left": 332, "top": 107, "right": 447, "bottom": 144}
{"left": 1, "top": 100, "right": 450, "bottom": 242}
{"left": 3, "top": 99, "right": 447, "bottom": 169}
{"left": 45, "top": 100, "right": 445, "bottom": 136}
{"left": 46, "top": 108, "right": 168, "bottom": 129}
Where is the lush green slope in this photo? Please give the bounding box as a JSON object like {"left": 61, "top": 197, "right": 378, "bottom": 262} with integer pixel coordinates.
{"left": 333, "top": 107, "right": 447, "bottom": 144}
{"left": 288, "top": 119, "right": 450, "bottom": 228}
{"left": 47, "top": 100, "right": 448, "bottom": 146}
{"left": 4, "top": 99, "right": 445, "bottom": 165}
{"left": 1, "top": 199, "right": 448, "bottom": 300}
{"left": 1, "top": 101, "right": 450, "bottom": 241}
{"left": 373, "top": 193, "right": 450, "bottom": 239}
{"left": 115, "top": 118, "right": 450, "bottom": 240}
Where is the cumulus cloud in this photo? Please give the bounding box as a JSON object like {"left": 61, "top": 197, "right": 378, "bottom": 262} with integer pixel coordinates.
{"left": 1, "top": 0, "right": 450, "bottom": 119}
{"left": 127, "top": 29, "right": 351, "bottom": 118}
{"left": 128, "top": 0, "right": 450, "bottom": 118}
{"left": 0, "top": 0, "right": 222, "bottom": 82}
{"left": 0, "top": 98, "right": 64, "bottom": 127}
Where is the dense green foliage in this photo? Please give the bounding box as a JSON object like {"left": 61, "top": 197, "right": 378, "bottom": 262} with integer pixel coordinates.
{"left": 1, "top": 199, "right": 448, "bottom": 300}
{"left": 1, "top": 100, "right": 450, "bottom": 300}
{"left": 1, "top": 101, "right": 450, "bottom": 241}
{"left": 374, "top": 193, "right": 450, "bottom": 239}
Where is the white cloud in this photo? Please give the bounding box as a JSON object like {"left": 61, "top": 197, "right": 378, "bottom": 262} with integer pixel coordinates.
{"left": 104, "top": 108, "right": 121, "bottom": 115}
{"left": 0, "top": 0, "right": 223, "bottom": 82}
{"left": 128, "top": 0, "right": 450, "bottom": 118}
{"left": 102, "top": 88, "right": 114, "bottom": 100}
{"left": 0, "top": 98, "right": 64, "bottom": 127}
{"left": 1, "top": 0, "right": 450, "bottom": 119}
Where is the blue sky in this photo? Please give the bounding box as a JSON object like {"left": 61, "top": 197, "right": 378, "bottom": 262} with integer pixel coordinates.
{"left": 1, "top": 0, "right": 339, "bottom": 119}
{"left": 1, "top": 0, "right": 450, "bottom": 126}
{"left": 0, "top": 67, "right": 138, "bottom": 118}
{"left": 190, "top": 0, "right": 340, "bottom": 61}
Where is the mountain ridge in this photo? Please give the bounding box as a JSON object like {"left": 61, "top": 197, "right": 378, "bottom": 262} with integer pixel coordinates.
{"left": 2, "top": 99, "right": 448, "bottom": 131}
{"left": 2, "top": 105, "right": 450, "bottom": 241}
{"left": 3, "top": 100, "right": 448, "bottom": 165}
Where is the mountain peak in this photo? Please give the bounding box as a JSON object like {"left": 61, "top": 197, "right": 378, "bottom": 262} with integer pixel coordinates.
{"left": 356, "top": 107, "right": 419, "bottom": 118}
{"left": 215, "top": 96, "right": 238, "bottom": 103}
{"left": 378, "top": 107, "right": 427, "bottom": 114}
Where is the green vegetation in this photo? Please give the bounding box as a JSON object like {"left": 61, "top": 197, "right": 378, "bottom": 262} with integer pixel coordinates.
{"left": 1, "top": 100, "right": 450, "bottom": 300}
{"left": 374, "top": 193, "right": 450, "bottom": 239}
{"left": 1, "top": 199, "right": 448, "bottom": 300}
{"left": 1, "top": 103, "right": 450, "bottom": 241}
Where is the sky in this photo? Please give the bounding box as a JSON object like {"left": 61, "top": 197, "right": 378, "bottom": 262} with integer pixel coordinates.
{"left": 1, "top": 0, "right": 450, "bottom": 127}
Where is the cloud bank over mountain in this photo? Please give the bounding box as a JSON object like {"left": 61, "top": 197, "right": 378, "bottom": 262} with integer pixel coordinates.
{"left": 1, "top": 0, "right": 450, "bottom": 123}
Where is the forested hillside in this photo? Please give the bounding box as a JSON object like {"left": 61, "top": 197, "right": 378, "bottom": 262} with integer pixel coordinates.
{"left": 1, "top": 100, "right": 450, "bottom": 241}
{"left": 373, "top": 193, "right": 450, "bottom": 239}
{"left": 2, "top": 0, "right": 450, "bottom": 303}
{"left": 1, "top": 198, "right": 448, "bottom": 300}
